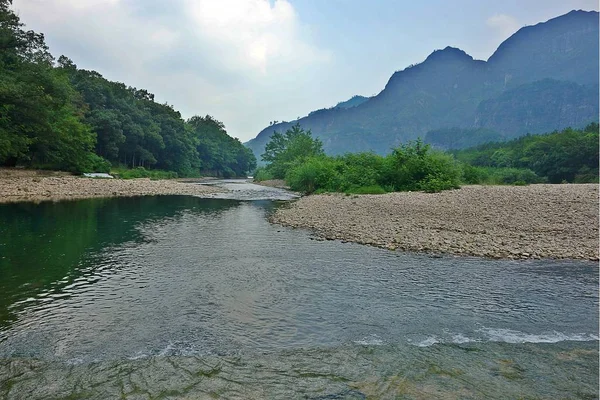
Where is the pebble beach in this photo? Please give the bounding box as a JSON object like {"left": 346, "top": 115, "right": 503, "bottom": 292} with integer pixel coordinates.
{"left": 271, "top": 184, "right": 599, "bottom": 260}
{"left": 0, "top": 169, "right": 222, "bottom": 203}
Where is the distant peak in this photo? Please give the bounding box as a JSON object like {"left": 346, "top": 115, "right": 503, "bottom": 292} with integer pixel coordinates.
{"left": 424, "top": 46, "right": 473, "bottom": 63}
{"left": 564, "top": 9, "right": 599, "bottom": 16}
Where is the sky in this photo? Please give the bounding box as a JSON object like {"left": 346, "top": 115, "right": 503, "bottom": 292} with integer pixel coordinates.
{"left": 12, "top": 0, "right": 599, "bottom": 142}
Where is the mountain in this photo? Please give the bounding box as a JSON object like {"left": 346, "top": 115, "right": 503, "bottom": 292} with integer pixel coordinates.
{"left": 246, "top": 10, "right": 599, "bottom": 157}
{"left": 335, "top": 95, "right": 370, "bottom": 109}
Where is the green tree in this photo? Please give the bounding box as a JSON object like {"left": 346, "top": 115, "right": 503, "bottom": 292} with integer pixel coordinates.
{"left": 0, "top": 1, "right": 258, "bottom": 176}
{"left": 187, "top": 115, "right": 256, "bottom": 177}
{"left": 262, "top": 123, "right": 324, "bottom": 179}
{"left": 0, "top": 1, "right": 99, "bottom": 172}
{"left": 381, "top": 139, "right": 462, "bottom": 192}
{"left": 453, "top": 123, "right": 599, "bottom": 183}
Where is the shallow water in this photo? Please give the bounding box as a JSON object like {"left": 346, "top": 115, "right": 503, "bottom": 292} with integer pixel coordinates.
{"left": 199, "top": 178, "right": 299, "bottom": 200}
{"left": 0, "top": 188, "right": 598, "bottom": 399}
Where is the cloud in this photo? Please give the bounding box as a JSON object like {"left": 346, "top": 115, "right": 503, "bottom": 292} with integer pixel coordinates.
{"left": 186, "top": 0, "right": 312, "bottom": 74}
{"left": 12, "top": 0, "right": 331, "bottom": 140}
{"left": 486, "top": 14, "right": 521, "bottom": 38}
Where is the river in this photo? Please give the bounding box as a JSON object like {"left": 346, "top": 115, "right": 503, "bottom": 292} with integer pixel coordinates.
{"left": 0, "top": 181, "right": 598, "bottom": 399}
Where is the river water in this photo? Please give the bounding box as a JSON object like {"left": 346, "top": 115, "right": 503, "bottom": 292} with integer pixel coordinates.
{"left": 0, "top": 181, "right": 598, "bottom": 399}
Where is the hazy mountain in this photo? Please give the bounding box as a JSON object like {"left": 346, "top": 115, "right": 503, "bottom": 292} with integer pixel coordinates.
{"left": 335, "top": 95, "right": 370, "bottom": 109}
{"left": 246, "top": 10, "right": 599, "bottom": 158}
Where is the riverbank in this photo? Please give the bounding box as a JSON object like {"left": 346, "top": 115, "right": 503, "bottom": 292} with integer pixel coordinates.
{"left": 253, "top": 179, "right": 290, "bottom": 189}
{"left": 0, "top": 169, "right": 223, "bottom": 203}
{"left": 271, "top": 184, "right": 599, "bottom": 260}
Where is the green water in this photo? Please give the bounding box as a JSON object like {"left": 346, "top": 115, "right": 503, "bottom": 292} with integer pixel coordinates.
{"left": 0, "top": 196, "right": 239, "bottom": 330}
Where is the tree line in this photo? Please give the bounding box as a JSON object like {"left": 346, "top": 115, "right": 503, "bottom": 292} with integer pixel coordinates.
{"left": 255, "top": 123, "right": 599, "bottom": 194}
{"left": 453, "top": 123, "right": 599, "bottom": 184}
{"left": 0, "top": 0, "right": 255, "bottom": 177}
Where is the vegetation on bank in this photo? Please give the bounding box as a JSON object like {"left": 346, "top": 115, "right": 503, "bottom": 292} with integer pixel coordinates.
{"left": 254, "top": 124, "right": 462, "bottom": 194}
{"left": 255, "top": 123, "right": 599, "bottom": 194}
{"left": 453, "top": 123, "right": 599, "bottom": 184}
{"left": 0, "top": 1, "right": 255, "bottom": 177}
{"left": 109, "top": 167, "right": 179, "bottom": 180}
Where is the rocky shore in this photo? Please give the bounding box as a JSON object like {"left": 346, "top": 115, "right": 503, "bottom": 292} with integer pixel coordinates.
{"left": 0, "top": 169, "right": 222, "bottom": 203}
{"left": 271, "top": 184, "right": 599, "bottom": 260}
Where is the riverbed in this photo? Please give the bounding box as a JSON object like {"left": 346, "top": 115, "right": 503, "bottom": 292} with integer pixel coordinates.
{"left": 0, "top": 182, "right": 598, "bottom": 399}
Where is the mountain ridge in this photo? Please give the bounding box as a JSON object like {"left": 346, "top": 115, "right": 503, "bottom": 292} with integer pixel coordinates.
{"left": 246, "top": 10, "right": 599, "bottom": 157}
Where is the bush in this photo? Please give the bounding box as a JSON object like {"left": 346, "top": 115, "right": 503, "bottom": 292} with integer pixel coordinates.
{"left": 285, "top": 157, "right": 341, "bottom": 193}
{"left": 83, "top": 153, "right": 111, "bottom": 173}
{"left": 253, "top": 167, "right": 273, "bottom": 181}
{"left": 282, "top": 141, "right": 465, "bottom": 195}
{"left": 573, "top": 166, "right": 600, "bottom": 183}
{"left": 461, "top": 164, "right": 490, "bottom": 184}
{"left": 381, "top": 140, "right": 462, "bottom": 191}
{"left": 461, "top": 166, "right": 546, "bottom": 185}
{"left": 492, "top": 168, "right": 544, "bottom": 185}
{"left": 336, "top": 153, "right": 384, "bottom": 190}
{"left": 419, "top": 176, "right": 457, "bottom": 193}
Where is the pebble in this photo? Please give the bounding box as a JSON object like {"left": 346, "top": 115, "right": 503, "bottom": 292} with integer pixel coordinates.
{"left": 0, "top": 169, "right": 223, "bottom": 203}
{"left": 271, "top": 184, "right": 599, "bottom": 261}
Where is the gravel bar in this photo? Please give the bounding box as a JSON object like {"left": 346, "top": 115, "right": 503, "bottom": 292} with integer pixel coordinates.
{"left": 271, "top": 184, "right": 599, "bottom": 260}
{"left": 0, "top": 169, "right": 223, "bottom": 203}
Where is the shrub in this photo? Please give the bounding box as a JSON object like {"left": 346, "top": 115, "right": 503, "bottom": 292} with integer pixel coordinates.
{"left": 253, "top": 167, "right": 273, "bottom": 181}
{"left": 419, "top": 176, "right": 457, "bottom": 193}
{"left": 573, "top": 166, "right": 600, "bottom": 183}
{"left": 336, "top": 153, "right": 384, "bottom": 190}
{"left": 381, "top": 140, "right": 462, "bottom": 192}
{"left": 83, "top": 154, "right": 111, "bottom": 173}
{"left": 492, "top": 168, "right": 544, "bottom": 185}
{"left": 285, "top": 157, "right": 341, "bottom": 193}
{"left": 461, "top": 164, "right": 490, "bottom": 184}
{"left": 461, "top": 166, "right": 545, "bottom": 185}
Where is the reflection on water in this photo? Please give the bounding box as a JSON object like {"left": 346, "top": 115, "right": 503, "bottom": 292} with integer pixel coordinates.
{"left": 0, "top": 195, "right": 597, "bottom": 399}
{"left": 0, "top": 196, "right": 239, "bottom": 329}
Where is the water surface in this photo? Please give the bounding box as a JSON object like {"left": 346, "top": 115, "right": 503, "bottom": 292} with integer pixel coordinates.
{"left": 0, "top": 188, "right": 597, "bottom": 399}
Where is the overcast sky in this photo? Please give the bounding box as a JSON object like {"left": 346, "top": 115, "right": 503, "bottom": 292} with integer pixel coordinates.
{"left": 12, "top": 0, "right": 599, "bottom": 142}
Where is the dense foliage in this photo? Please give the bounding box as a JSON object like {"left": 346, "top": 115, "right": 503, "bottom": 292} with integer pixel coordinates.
{"left": 257, "top": 124, "right": 599, "bottom": 194}
{"left": 0, "top": 1, "right": 255, "bottom": 176}
{"left": 259, "top": 123, "right": 324, "bottom": 179}
{"left": 257, "top": 126, "right": 462, "bottom": 193}
{"left": 453, "top": 123, "right": 599, "bottom": 183}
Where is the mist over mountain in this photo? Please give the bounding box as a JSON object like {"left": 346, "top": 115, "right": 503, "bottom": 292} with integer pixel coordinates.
{"left": 246, "top": 10, "right": 599, "bottom": 158}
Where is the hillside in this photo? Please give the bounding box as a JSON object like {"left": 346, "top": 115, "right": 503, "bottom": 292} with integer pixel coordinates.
{"left": 0, "top": 3, "right": 255, "bottom": 176}
{"left": 246, "top": 10, "right": 599, "bottom": 158}
{"left": 335, "top": 95, "right": 370, "bottom": 109}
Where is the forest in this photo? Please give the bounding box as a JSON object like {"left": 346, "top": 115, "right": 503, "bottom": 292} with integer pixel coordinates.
{"left": 0, "top": 0, "right": 255, "bottom": 177}
{"left": 453, "top": 122, "right": 599, "bottom": 184}
{"left": 255, "top": 123, "right": 599, "bottom": 194}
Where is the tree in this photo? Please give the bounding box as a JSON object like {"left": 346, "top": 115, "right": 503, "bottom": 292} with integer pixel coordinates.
{"left": 187, "top": 115, "right": 256, "bottom": 177}
{"left": 0, "top": 0, "right": 253, "bottom": 176}
{"left": 262, "top": 123, "right": 324, "bottom": 179}
{"left": 0, "top": 1, "right": 99, "bottom": 171}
